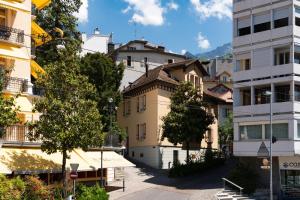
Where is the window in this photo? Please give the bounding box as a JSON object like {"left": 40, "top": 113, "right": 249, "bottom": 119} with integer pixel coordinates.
{"left": 237, "top": 17, "right": 251, "bottom": 36}
{"left": 0, "top": 9, "right": 6, "bottom": 26}
{"left": 140, "top": 153, "right": 144, "bottom": 158}
{"left": 240, "top": 125, "right": 262, "bottom": 140}
{"left": 253, "top": 12, "right": 271, "bottom": 33}
{"left": 141, "top": 57, "right": 147, "bottom": 67}
{"left": 173, "top": 150, "right": 179, "bottom": 165}
{"left": 274, "top": 47, "right": 290, "bottom": 65}
{"left": 222, "top": 108, "right": 230, "bottom": 118}
{"left": 255, "top": 86, "right": 271, "bottom": 104}
{"left": 188, "top": 74, "right": 200, "bottom": 88}
{"left": 168, "top": 59, "right": 174, "bottom": 64}
{"left": 295, "top": 7, "right": 300, "bottom": 26}
{"left": 128, "top": 47, "right": 136, "bottom": 50}
{"left": 295, "top": 45, "right": 300, "bottom": 64}
{"left": 298, "top": 123, "right": 300, "bottom": 138}
{"left": 235, "top": 53, "right": 251, "bottom": 71}
{"left": 127, "top": 56, "right": 132, "bottom": 67}
{"left": 273, "top": 7, "right": 289, "bottom": 28}
{"left": 222, "top": 76, "right": 228, "bottom": 82}
{"left": 137, "top": 95, "right": 146, "bottom": 112}
{"left": 295, "top": 85, "right": 300, "bottom": 101}
{"left": 136, "top": 123, "right": 146, "bottom": 140}
{"left": 241, "top": 89, "right": 251, "bottom": 106}
{"left": 245, "top": 59, "right": 251, "bottom": 70}
{"left": 132, "top": 151, "right": 135, "bottom": 157}
{"left": 265, "top": 123, "right": 288, "bottom": 139}
{"left": 123, "top": 100, "right": 131, "bottom": 116}
{"left": 275, "top": 85, "right": 290, "bottom": 102}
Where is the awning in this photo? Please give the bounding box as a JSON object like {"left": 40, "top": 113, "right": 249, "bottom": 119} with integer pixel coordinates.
{"left": 32, "top": 0, "right": 51, "bottom": 10}
{"left": 0, "top": 148, "right": 135, "bottom": 174}
{"left": 0, "top": 44, "right": 30, "bottom": 60}
{"left": 0, "top": 1, "right": 30, "bottom": 13}
{"left": 31, "top": 21, "right": 52, "bottom": 47}
{"left": 31, "top": 59, "right": 45, "bottom": 79}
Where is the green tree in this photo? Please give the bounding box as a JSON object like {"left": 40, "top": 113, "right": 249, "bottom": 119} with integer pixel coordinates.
{"left": 162, "top": 82, "right": 215, "bottom": 162}
{"left": 28, "top": 50, "right": 104, "bottom": 197}
{"left": 0, "top": 174, "right": 25, "bottom": 200}
{"left": 34, "top": 0, "right": 82, "bottom": 66}
{"left": 80, "top": 53, "right": 124, "bottom": 132}
{"left": 0, "top": 68, "right": 19, "bottom": 137}
{"left": 218, "top": 112, "right": 233, "bottom": 148}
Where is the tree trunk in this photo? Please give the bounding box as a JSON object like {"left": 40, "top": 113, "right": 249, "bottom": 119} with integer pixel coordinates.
{"left": 186, "top": 141, "right": 190, "bottom": 164}
{"left": 62, "top": 150, "right": 67, "bottom": 198}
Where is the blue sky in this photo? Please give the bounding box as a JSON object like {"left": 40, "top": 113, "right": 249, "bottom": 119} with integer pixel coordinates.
{"left": 77, "top": 0, "right": 232, "bottom": 55}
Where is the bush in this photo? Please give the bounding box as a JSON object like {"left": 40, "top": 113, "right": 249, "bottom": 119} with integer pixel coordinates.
{"left": 227, "top": 163, "right": 259, "bottom": 194}
{"left": 0, "top": 174, "right": 25, "bottom": 200}
{"left": 23, "top": 176, "right": 51, "bottom": 200}
{"left": 169, "top": 155, "right": 225, "bottom": 178}
{"left": 76, "top": 184, "right": 109, "bottom": 200}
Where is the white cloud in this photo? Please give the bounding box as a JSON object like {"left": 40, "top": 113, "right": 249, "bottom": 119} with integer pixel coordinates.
{"left": 190, "top": 0, "right": 232, "bottom": 20}
{"left": 181, "top": 49, "right": 187, "bottom": 55}
{"left": 122, "top": 6, "right": 132, "bottom": 14}
{"left": 197, "top": 32, "right": 210, "bottom": 50}
{"left": 122, "top": 0, "right": 165, "bottom": 26}
{"left": 75, "top": 0, "right": 89, "bottom": 23}
{"left": 167, "top": 1, "right": 179, "bottom": 11}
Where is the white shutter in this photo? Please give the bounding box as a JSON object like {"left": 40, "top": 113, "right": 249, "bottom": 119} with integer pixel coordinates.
{"left": 252, "top": 48, "right": 271, "bottom": 68}
{"left": 238, "top": 17, "right": 251, "bottom": 28}
{"left": 253, "top": 12, "right": 270, "bottom": 25}
{"left": 274, "top": 7, "right": 289, "bottom": 20}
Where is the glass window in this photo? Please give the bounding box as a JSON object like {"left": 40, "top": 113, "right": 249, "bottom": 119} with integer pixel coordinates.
{"left": 274, "top": 47, "right": 290, "bottom": 65}
{"left": 295, "top": 46, "right": 300, "bottom": 64}
{"left": 298, "top": 123, "right": 300, "bottom": 138}
{"left": 275, "top": 85, "right": 290, "bottom": 102}
{"left": 295, "top": 85, "right": 300, "bottom": 101}
{"left": 239, "top": 125, "right": 262, "bottom": 140}
{"left": 255, "top": 87, "right": 271, "bottom": 104}
{"left": 265, "top": 123, "right": 289, "bottom": 139}
{"left": 127, "top": 56, "right": 132, "bottom": 67}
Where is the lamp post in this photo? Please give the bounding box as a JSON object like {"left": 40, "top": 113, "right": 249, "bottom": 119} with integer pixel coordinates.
{"left": 108, "top": 97, "right": 114, "bottom": 147}
{"left": 70, "top": 163, "right": 79, "bottom": 198}
{"left": 265, "top": 90, "right": 273, "bottom": 200}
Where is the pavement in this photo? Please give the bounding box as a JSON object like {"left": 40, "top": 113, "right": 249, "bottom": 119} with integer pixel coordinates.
{"left": 108, "top": 160, "right": 234, "bottom": 200}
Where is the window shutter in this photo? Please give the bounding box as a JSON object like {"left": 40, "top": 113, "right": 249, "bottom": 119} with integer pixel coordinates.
{"left": 136, "top": 124, "right": 139, "bottom": 140}
{"left": 274, "top": 7, "right": 289, "bottom": 20}
{"left": 237, "top": 17, "right": 251, "bottom": 28}
{"left": 143, "top": 95, "right": 146, "bottom": 110}
{"left": 137, "top": 97, "right": 139, "bottom": 112}
{"left": 143, "top": 124, "right": 146, "bottom": 140}
{"left": 128, "top": 100, "right": 131, "bottom": 114}
{"left": 253, "top": 12, "right": 270, "bottom": 25}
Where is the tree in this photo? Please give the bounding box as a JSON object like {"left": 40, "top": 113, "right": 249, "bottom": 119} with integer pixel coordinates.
{"left": 0, "top": 68, "right": 19, "bottom": 137}
{"left": 34, "top": 0, "right": 82, "bottom": 66}
{"left": 218, "top": 112, "right": 233, "bottom": 149}
{"left": 28, "top": 50, "right": 104, "bottom": 197}
{"left": 162, "top": 82, "right": 215, "bottom": 162}
{"left": 80, "top": 53, "right": 124, "bottom": 132}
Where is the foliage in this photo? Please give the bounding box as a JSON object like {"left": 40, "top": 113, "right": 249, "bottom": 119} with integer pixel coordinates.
{"left": 218, "top": 112, "right": 233, "bottom": 148}
{"left": 28, "top": 50, "right": 104, "bottom": 197}
{"left": 228, "top": 163, "right": 259, "bottom": 194}
{"left": 169, "top": 151, "right": 225, "bottom": 177}
{"left": 76, "top": 184, "right": 109, "bottom": 200}
{"left": 23, "top": 176, "right": 50, "bottom": 200}
{"left": 0, "top": 174, "right": 25, "bottom": 200}
{"left": 0, "top": 69, "right": 19, "bottom": 137}
{"left": 80, "top": 53, "right": 125, "bottom": 132}
{"left": 162, "top": 82, "right": 215, "bottom": 161}
{"left": 35, "top": 0, "right": 82, "bottom": 66}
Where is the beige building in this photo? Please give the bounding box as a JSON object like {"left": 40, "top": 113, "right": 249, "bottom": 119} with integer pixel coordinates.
{"left": 117, "top": 59, "right": 231, "bottom": 169}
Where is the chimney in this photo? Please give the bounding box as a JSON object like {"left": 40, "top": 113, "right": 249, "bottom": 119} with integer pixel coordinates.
{"left": 81, "top": 32, "right": 87, "bottom": 42}
{"left": 94, "top": 27, "right": 100, "bottom": 35}
{"left": 145, "top": 63, "right": 149, "bottom": 77}
{"left": 108, "top": 42, "right": 115, "bottom": 54}
{"left": 157, "top": 45, "right": 165, "bottom": 52}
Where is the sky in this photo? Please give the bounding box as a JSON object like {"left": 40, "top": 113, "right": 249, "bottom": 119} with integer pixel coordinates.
{"left": 76, "top": 0, "right": 232, "bottom": 55}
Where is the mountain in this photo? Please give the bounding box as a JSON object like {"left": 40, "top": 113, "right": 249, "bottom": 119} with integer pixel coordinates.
{"left": 191, "top": 43, "right": 232, "bottom": 59}
{"left": 184, "top": 51, "right": 197, "bottom": 59}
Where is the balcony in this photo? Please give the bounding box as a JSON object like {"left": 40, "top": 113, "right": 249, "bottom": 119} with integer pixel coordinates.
{"left": 1, "top": 125, "right": 40, "bottom": 145}
{"left": 3, "top": 76, "right": 28, "bottom": 93}
{"left": 0, "top": 25, "right": 24, "bottom": 46}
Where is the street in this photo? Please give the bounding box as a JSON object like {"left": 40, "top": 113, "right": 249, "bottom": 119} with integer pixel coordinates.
{"left": 109, "top": 160, "right": 233, "bottom": 200}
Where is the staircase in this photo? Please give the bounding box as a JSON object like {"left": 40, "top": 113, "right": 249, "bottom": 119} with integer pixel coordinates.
{"left": 215, "top": 189, "right": 254, "bottom": 200}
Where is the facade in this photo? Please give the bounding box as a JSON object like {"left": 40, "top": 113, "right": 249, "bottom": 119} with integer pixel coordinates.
{"left": 232, "top": 0, "right": 300, "bottom": 197}
{"left": 117, "top": 60, "right": 231, "bottom": 169}
{"left": 0, "top": 0, "right": 134, "bottom": 185}
{"left": 112, "top": 40, "right": 187, "bottom": 90}
{"left": 80, "top": 27, "right": 113, "bottom": 56}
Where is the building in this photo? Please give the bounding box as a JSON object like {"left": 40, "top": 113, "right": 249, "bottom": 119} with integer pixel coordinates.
{"left": 80, "top": 28, "right": 113, "bottom": 56}
{"left": 232, "top": 0, "right": 300, "bottom": 197}
{"left": 111, "top": 40, "right": 187, "bottom": 89}
{"left": 0, "top": 0, "right": 134, "bottom": 185}
{"left": 117, "top": 59, "right": 231, "bottom": 169}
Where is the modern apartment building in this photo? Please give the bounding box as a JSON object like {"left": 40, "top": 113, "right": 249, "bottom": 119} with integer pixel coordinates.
{"left": 0, "top": 0, "right": 134, "bottom": 185}
{"left": 117, "top": 59, "right": 232, "bottom": 169}
{"left": 111, "top": 40, "right": 187, "bottom": 90}
{"left": 233, "top": 0, "right": 300, "bottom": 197}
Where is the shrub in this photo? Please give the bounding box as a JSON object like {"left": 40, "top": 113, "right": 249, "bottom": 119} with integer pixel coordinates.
{"left": 227, "top": 163, "right": 259, "bottom": 194}
{"left": 0, "top": 174, "right": 25, "bottom": 200}
{"left": 23, "top": 176, "right": 51, "bottom": 200}
{"left": 76, "top": 184, "right": 109, "bottom": 200}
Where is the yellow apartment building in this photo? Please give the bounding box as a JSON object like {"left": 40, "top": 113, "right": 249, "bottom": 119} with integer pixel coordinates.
{"left": 0, "top": 0, "right": 134, "bottom": 185}
{"left": 117, "top": 59, "right": 232, "bottom": 169}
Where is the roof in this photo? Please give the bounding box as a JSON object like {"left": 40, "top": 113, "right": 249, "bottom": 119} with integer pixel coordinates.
{"left": 123, "top": 59, "right": 209, "bottom": 94}
{"left": 208, "top": 83, "right": 232, "bottom": 94}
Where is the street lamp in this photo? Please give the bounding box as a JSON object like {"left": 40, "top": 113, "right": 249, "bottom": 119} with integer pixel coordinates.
{"left": 265, "top": 90, "right": 273, "bottom": 200}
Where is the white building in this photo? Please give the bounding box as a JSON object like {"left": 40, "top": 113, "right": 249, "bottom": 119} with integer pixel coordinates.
{"left": 112, "top": 40, "right": 187, "bottom": 89}
{"left": 233, "top": 0, "right": 300, "bottom": 197}
{"left": 81, "top": 28, "right": 113, "bottom": 56}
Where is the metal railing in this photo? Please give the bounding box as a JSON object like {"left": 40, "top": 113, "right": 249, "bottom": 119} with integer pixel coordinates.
{"left": 3, "top": 77, "right": 28, "bottom": 93}
{"left": 0, "top": 25, "right": 24, "bottom": 45}
{"left": 1, "top": 125, "right": 39, "bottom": 144}
{"left": 222, "top": 177, "right": 244, "bottom": 195}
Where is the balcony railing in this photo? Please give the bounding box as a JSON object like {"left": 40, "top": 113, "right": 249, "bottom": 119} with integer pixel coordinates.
{"left": 3, "top": 77, "right": 28, "bottom": 93}
{"left": 0, "top": 25, "right": 24, "bottom": 45}
{"left": 1, "top": 125, "right": 40, "bottom": 144}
